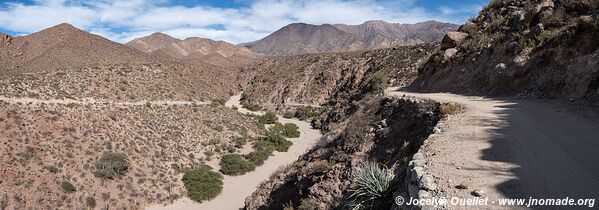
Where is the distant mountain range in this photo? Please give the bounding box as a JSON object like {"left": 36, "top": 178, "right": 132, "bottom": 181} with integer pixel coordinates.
{"left": 241, "top": 20, "right": 458, "bottom": 55}
{"left": 126, "top": 33, "right": 258, "bottom": 67}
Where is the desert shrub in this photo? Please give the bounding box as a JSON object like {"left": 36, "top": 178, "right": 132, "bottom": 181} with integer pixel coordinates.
{"left": 245, "top": 147, "right": 273, "bottom": 166}
{"left": 294, "top": 106, "right": 320, "bottom": 120}
{"left": 219, "top": 154, "right": 256, "bottom": 175}
{"left": 283, "top": 111, "right": 295, "bottom": 118}
{"left": 270, "top": 122, "right": 286, "bottom": 133}
{"left": 232, "top": 136, "right": 247, "bottom": 148}
{"left": 265, "top": 131, "right": 292, "bottom": 152}
{"left": 311, "top": 118, "right": 322, "bottom": 130}
{"left": 440, "top": 102, "right": 463, "bottom": 116}
{"left": 283, "top": 123, "right": 301, "bottom": 138}
{"left": 94, "top": 152, "right": 129, "bottom": 179}
{"left": 298, "top": 198, "right": 316, "bottom": 210}
{"left": 44, "top": 165, "right": 58, "bottom": 173}
{"left": 211, "top": 99, "right": 225, "bottom": 107}
{"left": 242, "top": 102, "right": 262, "bottom": 112}
{"left": 349, "top": 161, "right": 397, "bottom": 210}
{"left": 61, "top": 181, "right": 76, "bottom": 193}
{"left": 86, "top": 197, "right": 96, "bottom": 208}
{"left": 259, "top": 112, "right": 278, "bottom": 124}
{"left": 182, "top": 165, "right": 223, "bottom": 202}
{"left": 366, "top": 71, "right": 389, "bottom": 93}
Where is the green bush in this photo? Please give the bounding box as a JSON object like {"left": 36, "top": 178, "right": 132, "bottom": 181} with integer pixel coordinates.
{"left": 245, "top": 147, "right": 273, "bottom": 166}
{"left": 94, "top": 151, "right": 129, "bottom": 179}
{"left": 242, "top": 102, "right": 262, "bottom": 112}
{"left": 349, "top": 161, "right": 397, "bottom": 210}
{"left": 86, "top": 197, "right": 96, "bottom": 208}
{"left": 294, "top": 106, "right": 320, "bottom": 120}
{"left": 283, "top": 111, "right": 295, "bottom": 119}
{"left": 61, "top": 181, "right": 76, "bottom": 193}
{"left": 283, "top": 123, "right": 300, "bottom": 138}
{"left": 259, "top": 112, "right": 278, "bottom": 124}
{"left": 219, "top": 154, "right": 256, "bottom": 175}
{"left": 270, "top": 122, "right": 285, "bottom": 133}
{"left": 211, "top": 99, "right": 225, "bottom": 107}
{"left": 265, "top": 131, "right": 292, "bottom": 152}
{"left": 182, "top": 165, "right": 223, "bottom": 202}
{"left": 366, "top": 71, "right": 389, "bottom": 93}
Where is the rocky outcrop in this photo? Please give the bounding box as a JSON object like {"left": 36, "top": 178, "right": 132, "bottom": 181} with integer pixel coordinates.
{"left": 412, "top": 0, "right": 599, "bottom": 104}
{"left": 241, "top": 45, "right": 435, "bottom": 109}
{"left": 440, "top": 32, "right": 469, "bottom": 50}
{"left": 245, "top": 96, "right": 442, "bottom": 209}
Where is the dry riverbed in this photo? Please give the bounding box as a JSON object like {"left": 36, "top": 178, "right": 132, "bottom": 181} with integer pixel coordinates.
{"left": 147, "top": 93, "right": 322, "bottom": 210}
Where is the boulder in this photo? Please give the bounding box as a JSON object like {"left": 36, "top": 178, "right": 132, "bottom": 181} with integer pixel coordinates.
{"left": 576, "top": 16, "right": 594, "bottom": 31}
{"left": 458, "top": 21, "right": 478, "bottom": 35}
{"left": 510, "top": 10, "right": 526, "bottom": 28}
{"left": 443, "top": 48, "right": 458, "bottom": 61}
{"left": 420, "top": 175, "right": 437, "bottom": 191}
{"left": 489, "top": 63, "right": 514, "bottom": 89}
{"left": 440, "top": 32, "right": 469, "bottom": 50}
{"left": 535, "top": 0, "right": 554, "bottom": 14}
{"left": 0, "top": 33, "right": 12, "bottom": 46}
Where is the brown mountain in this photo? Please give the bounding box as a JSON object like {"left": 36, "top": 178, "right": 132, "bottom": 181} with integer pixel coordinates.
{"left": 0, "top": 23, "right": 161, "bottom": 73}
{"left": 127, "top": 33, "right": 259, "bottom": 67}
{"left": 245, "top": 20, "right": 458, "bottom": 55}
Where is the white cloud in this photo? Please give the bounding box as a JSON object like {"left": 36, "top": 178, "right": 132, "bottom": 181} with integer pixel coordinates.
{"left": 0, "top": 0, "right": 478, "bottom": 44}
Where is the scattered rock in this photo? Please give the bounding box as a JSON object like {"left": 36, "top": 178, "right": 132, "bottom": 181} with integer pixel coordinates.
{"left": 456, "top": 181, "right": 470, "bottom": 189}
{"left": 413, "top": 153, "right": 425, "bottom": 160}
{"left": 420, "top": 175, "right": 437, "bottom": 191}
{"left": 443, "top": 48, "right": 458, "bottom": 61}
{"left": 472, "top": 190, "right": 485, "bottom": 197}
{"left": 433, "top": 126, "right": 442, "bottom": 134}
{"left": 535, "top": 0, "right": 554, "bottom": 14}
{"left": 418, "top": 190, "right": 431, "bottom": 198}
{"left": 440, "top": 32, "right": 469, "bottom": 50}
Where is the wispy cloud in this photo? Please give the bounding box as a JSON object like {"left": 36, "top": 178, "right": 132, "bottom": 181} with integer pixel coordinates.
{"left": 0, "top": 0, "right": 481, "bottom": 44}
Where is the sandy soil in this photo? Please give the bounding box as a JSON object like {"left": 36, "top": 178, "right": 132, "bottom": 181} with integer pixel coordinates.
{"left": 387, "top": 87, "right": 599, "bottom": 208}
{"left": 146, "top": 93, "right": 322, "bottom": 210}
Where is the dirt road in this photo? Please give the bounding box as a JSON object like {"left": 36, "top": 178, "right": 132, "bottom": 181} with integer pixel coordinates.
{"left": 387, "top": 87, "right": 599, "bottom": 207}
{"left": 147, "top": 93, "right": 322, "bottom": 210}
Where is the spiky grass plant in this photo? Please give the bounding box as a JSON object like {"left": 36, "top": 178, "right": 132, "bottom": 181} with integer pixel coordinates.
{"left": 349, "top": 161, "right": 397, "bottom": 210}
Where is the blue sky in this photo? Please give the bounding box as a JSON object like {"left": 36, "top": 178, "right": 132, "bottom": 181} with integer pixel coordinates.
{"left": 0, "top": 0, "right": 489, "bottom": 43}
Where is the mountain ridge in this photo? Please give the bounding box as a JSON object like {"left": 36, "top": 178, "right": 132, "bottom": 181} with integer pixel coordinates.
{"left": 246, "top": 20, "right": 458, "bottom": 55}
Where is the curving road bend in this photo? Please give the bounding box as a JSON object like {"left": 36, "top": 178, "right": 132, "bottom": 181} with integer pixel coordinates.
{"left": 387, "top": 87, "right": 599, "bottom": 208}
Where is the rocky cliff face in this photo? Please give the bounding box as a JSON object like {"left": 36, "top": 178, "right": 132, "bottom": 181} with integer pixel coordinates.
{"left": 412, "top": 0, "right": 599, "bottom": 104}
{"left": 241, "top": 44, "right": 436, "bottom": 109}
{"left": 246, "top": 21, "right": 457, "bottom": 55}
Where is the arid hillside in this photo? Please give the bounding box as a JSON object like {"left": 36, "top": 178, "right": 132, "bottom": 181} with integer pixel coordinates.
{"left": 0, "top": 24, "right": 166, "bottom": 74}
{"left": 127, "top": 33, "right": 260, "bottom": 68}
{"left": 244, "top": 20, "right": 457, "bottom": 55}
{"left": 412, "top": 0, "right": 599, "bottom": 104}
{"left": 0, "top": 101, "right": 261, "bottom": 209}
{"left": 241, "top": 44, "right": 436, "bottom": 107}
